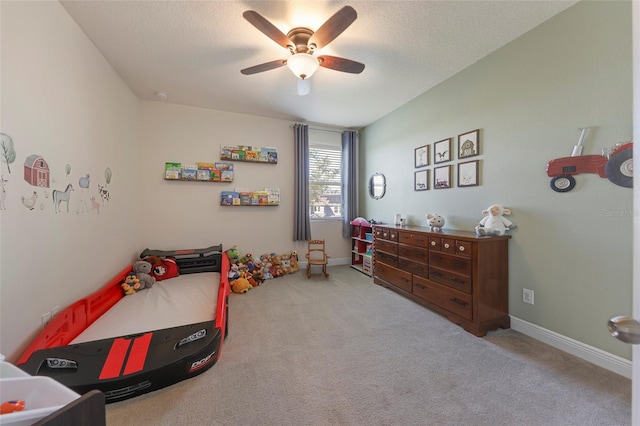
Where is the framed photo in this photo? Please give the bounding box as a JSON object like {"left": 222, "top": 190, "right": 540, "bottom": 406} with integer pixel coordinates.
{"left": 414, "top": 145, "right": 429, "bottom": 168}
{"left": 434, "top": 165, "right": 451, "bottom": 189}
{"left": 458, "top": 129, "right": 480, "bottom": 159}
{"left": 433, "top": 138, "right": 452, "bottom": 164}
{"left": 458, "top": 160, "right": 479, "bottom": 187}
{"left": 414, "top": 170, "right": 429, "bottom": 191}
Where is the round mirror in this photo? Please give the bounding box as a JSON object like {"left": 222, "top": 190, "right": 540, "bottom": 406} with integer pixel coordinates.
{"left": 369, "top": 173, "right": 386, "bottom": 199}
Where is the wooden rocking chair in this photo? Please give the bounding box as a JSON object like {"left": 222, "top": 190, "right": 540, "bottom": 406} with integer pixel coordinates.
{"left": 306, "top": 239, "right": 330, "bottom": 278}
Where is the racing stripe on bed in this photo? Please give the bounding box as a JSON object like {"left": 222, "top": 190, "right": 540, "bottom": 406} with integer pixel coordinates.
{"left": 99, "top": 338, "right": 131, "bottom": 380}
{"left": 123, "top": 332, "right": 152, "bottom": 375}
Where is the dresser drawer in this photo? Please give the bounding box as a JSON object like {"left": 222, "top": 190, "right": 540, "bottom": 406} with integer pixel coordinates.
{"left": 397, "top": 244, "right": 428, "bottom": 263}
{"left": 412, "top": 277, "right": 472, "bottom": 321}
{"left": 375, "top": 227, "right": 398, "bottom": 241}
{"left": 429, "top": 237, "right": 472, "bottom": 257}
{"left": 429, "top": 252, "right": 472, "bottom": 275}
{"left": 398, "top": 258, "right": 429, "bottom": 279}
{"left": 375, "top": 250, "right": 398, "bottom": 268}
{"left": 374, "top": 263, "right": 412, "bottom": 292}
{"left": 429, "top": 266, "right": 472, "bottom": 293}
{"left": 399, "top": 232, "right": 429, "bottom": 248}
{"left": 376, "top": 239, "right": 398, "bottom": 255}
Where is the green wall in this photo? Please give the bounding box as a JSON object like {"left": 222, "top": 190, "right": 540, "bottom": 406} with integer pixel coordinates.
{"left": 360, "top": 1, "right": 633, "bottom": 359}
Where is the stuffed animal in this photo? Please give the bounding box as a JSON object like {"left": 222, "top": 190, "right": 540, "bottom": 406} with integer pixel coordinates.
{"left": 228, "top": 263, "right": 240, "bottom": 281}
{"left": 252, "top": 269, "right": 265, "bottom": 285}
{"left": 426, "top": 213, "right": 445, "bottom": 232}
{"left": 133, "top": 260, "right": 156, "bottom": 289}
{"left": 262, "top": 262, "right": 273, "bottom": 280}
{"left": 240, "top": 253, "right": 254, "bottom": 264}
{"left": 227, "top": 246, "right": 240, "bottom": 263}
{"left": 289, "top": 251, "right": 299, "bottom": 273}
{"left": 143, "top": 255, "right": 179, "bottom": 281}
{"left": 230, "top": 277, "right": 252, "bottom": 294}
{"left": 475, "top": 205, "right": 516, "bottom": 236}
{"left": 121, "top": 273, "right": 141, "bottom": 295}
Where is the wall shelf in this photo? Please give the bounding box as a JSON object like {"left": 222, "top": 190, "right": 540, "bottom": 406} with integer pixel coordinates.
{"left": 220, "top": 145, "right": 278, "bottom": 164}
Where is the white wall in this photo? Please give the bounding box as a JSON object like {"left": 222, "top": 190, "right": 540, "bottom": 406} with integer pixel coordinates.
{"left": 361, "top": 1, "right": 633, "bottom": 359}
{"left": 0, "top": 1, "right": 140, "bottom": 361}
{"left": 137, "top": 101, "right": 350, "bottom": 266}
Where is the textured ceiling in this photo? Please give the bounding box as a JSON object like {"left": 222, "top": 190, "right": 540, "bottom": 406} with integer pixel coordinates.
{"left": 60, "top": 1, "right": 577, "bottom": 128}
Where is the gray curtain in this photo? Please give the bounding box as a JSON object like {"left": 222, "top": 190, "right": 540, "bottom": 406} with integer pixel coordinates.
{"left": 293, "top": 124, "right": 312, "bottom": 241}
{"left": 342, "top": 130, "right": 358, "bottom": 238}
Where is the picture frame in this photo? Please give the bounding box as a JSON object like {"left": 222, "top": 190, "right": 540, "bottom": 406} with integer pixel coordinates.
{"left": 458, "top": 160, "right": 479, "bottom": 187}
{"left": 458, "top": 129, "right": 480, "bottom": 159}
{"left": 433, "top": 138, "right": 452, "bottom": 164}
{"left": 414, "top": 145, "right": 429, "bottom": 168}
{"left": 434, "top": 165, "right": 451, "bottom": 189}
{"left": 414, "top": 169, "right": 429, "bottom": 191}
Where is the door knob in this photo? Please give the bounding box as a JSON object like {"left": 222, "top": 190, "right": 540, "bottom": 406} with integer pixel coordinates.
{"left": 608, "top": 316, "right": 640, "bottom": 344}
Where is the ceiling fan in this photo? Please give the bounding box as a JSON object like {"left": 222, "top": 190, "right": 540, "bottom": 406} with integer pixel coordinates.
{"left": 241, "top": 6, "right": 365, "bottom": 95}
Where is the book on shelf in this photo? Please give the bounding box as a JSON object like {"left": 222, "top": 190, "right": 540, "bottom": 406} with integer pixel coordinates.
{"left": 264, "top": 187, "right": 280, "bottom": 205}
{"left": 221, "top": 191, "right": 239, "bottom": 206}
{"left": 165, "top": 162, "right": 182, "bottom": 179}
{"left": 182, "top": 164, "right": 197, "bottom": 180}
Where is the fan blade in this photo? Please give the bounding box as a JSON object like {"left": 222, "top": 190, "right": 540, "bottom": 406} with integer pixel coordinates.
{"left": 241, "top": 59, "right": 287, "bottom": 75}
{"left": 317, "top": 55, "right": 365, "bottom": 74}
{"left": 308, "top": 6, "right": 357, "bottom": 50}
{"left": 243, "top": 10, "right": 293, "bottom": 49}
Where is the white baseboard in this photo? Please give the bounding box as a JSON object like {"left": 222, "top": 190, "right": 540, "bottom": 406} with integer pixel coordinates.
{"left": 510, "top": 316, "right": 631, "bottom": 378}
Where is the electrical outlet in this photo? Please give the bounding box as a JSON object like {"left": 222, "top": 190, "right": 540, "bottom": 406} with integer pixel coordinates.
{"left": 41, "top": 311, "right": 52, "bottom": 328}
{"left": 51, "top": 305, "right": 60, "bottom": 318}
{"left": 523, "top": 288, "right": 534, "bottom": 305}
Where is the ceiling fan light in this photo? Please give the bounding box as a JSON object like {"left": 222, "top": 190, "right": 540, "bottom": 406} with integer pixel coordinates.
{"left": 287, "top": 53, "right": 319, "bottom": 80}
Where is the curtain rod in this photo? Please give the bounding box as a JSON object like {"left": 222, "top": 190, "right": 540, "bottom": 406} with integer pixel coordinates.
{"left": 290, "top": 124, "right": 358, "bottom": 134}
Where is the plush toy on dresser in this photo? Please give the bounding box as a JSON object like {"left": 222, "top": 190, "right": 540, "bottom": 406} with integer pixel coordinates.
{"left": 475, "top": 204, "right": 516, "bottom": 236}
{"left": 426, "top": 213, "right": 446, "bottom": 232}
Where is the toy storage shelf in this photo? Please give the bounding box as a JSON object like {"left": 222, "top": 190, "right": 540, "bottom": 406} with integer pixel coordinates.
{"left": 351, "top": 220, "right": 373, "bottom": 276}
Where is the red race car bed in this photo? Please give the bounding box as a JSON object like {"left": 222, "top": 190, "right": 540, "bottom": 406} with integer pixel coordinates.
{"left": 17, "top": 245, "right": 230, "bottom": 403}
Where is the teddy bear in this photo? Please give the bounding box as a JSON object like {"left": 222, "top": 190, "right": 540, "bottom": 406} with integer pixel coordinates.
{"left": 426, "top": 213, "right": 445, "bottom": 232}
{"left": 475, "top": 204, "right": 516, "bottom": 236}
{"left": 230, "top": 277, "right": 252, "bottom": 294}
{"left": 121, "top": 273, "right": 141, "bottom": 295}
{"left": 133, "top": 260, "right": 156, "bottom": 289}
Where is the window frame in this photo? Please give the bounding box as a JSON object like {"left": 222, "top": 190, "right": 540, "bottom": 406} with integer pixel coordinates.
{"left": 308, "top": 137, "right": 342, "bottom": 221}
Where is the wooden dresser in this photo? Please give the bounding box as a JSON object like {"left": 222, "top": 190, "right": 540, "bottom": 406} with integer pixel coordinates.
{"left": 373, "top": 225, "right": 510, "bottom": 336}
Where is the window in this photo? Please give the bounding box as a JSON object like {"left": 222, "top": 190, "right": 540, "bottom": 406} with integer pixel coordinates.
{"left": 309, "top": 129, "right": 342, "bottom": 220}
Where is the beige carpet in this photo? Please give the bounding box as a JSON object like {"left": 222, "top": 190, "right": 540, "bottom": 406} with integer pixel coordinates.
{"left": 106, "top": 265, "right": 631, "bottom": 425}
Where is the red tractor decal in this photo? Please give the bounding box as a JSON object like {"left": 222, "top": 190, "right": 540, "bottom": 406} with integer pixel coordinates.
{"left": 546, "top": 128, "right": 633, "bottom": 192}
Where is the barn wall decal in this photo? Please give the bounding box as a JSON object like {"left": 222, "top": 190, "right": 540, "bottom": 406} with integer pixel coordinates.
{"left": 24, "top": 154, "right": 50, "bottom": 188}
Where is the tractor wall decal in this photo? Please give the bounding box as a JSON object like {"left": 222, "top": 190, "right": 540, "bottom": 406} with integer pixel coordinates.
{"left": 546, "top": 128, "right": 633, "bottom": 192}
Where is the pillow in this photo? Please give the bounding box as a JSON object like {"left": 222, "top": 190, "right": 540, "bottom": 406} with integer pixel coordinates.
{"left": 144, "top": 255, "right": 179, "bottom": 281}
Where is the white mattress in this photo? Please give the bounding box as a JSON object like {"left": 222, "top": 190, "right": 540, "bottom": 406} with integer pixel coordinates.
{"left": 71, "top": 272, "right": 220, "bottom": 344}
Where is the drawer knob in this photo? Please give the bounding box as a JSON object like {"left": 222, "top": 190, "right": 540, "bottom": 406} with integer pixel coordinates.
{"left": 459, "top": 246, "right": 465, "bottom": 252}
{"left": 431, "top": 241, "right": 436, "bottom": 246}
{"left": 444, "top": 243, "right": 450, "bottom": 249}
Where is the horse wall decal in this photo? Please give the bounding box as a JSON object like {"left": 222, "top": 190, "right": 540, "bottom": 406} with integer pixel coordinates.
{"left": 53, "top": 183, "right": 74, "bottom": 213}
